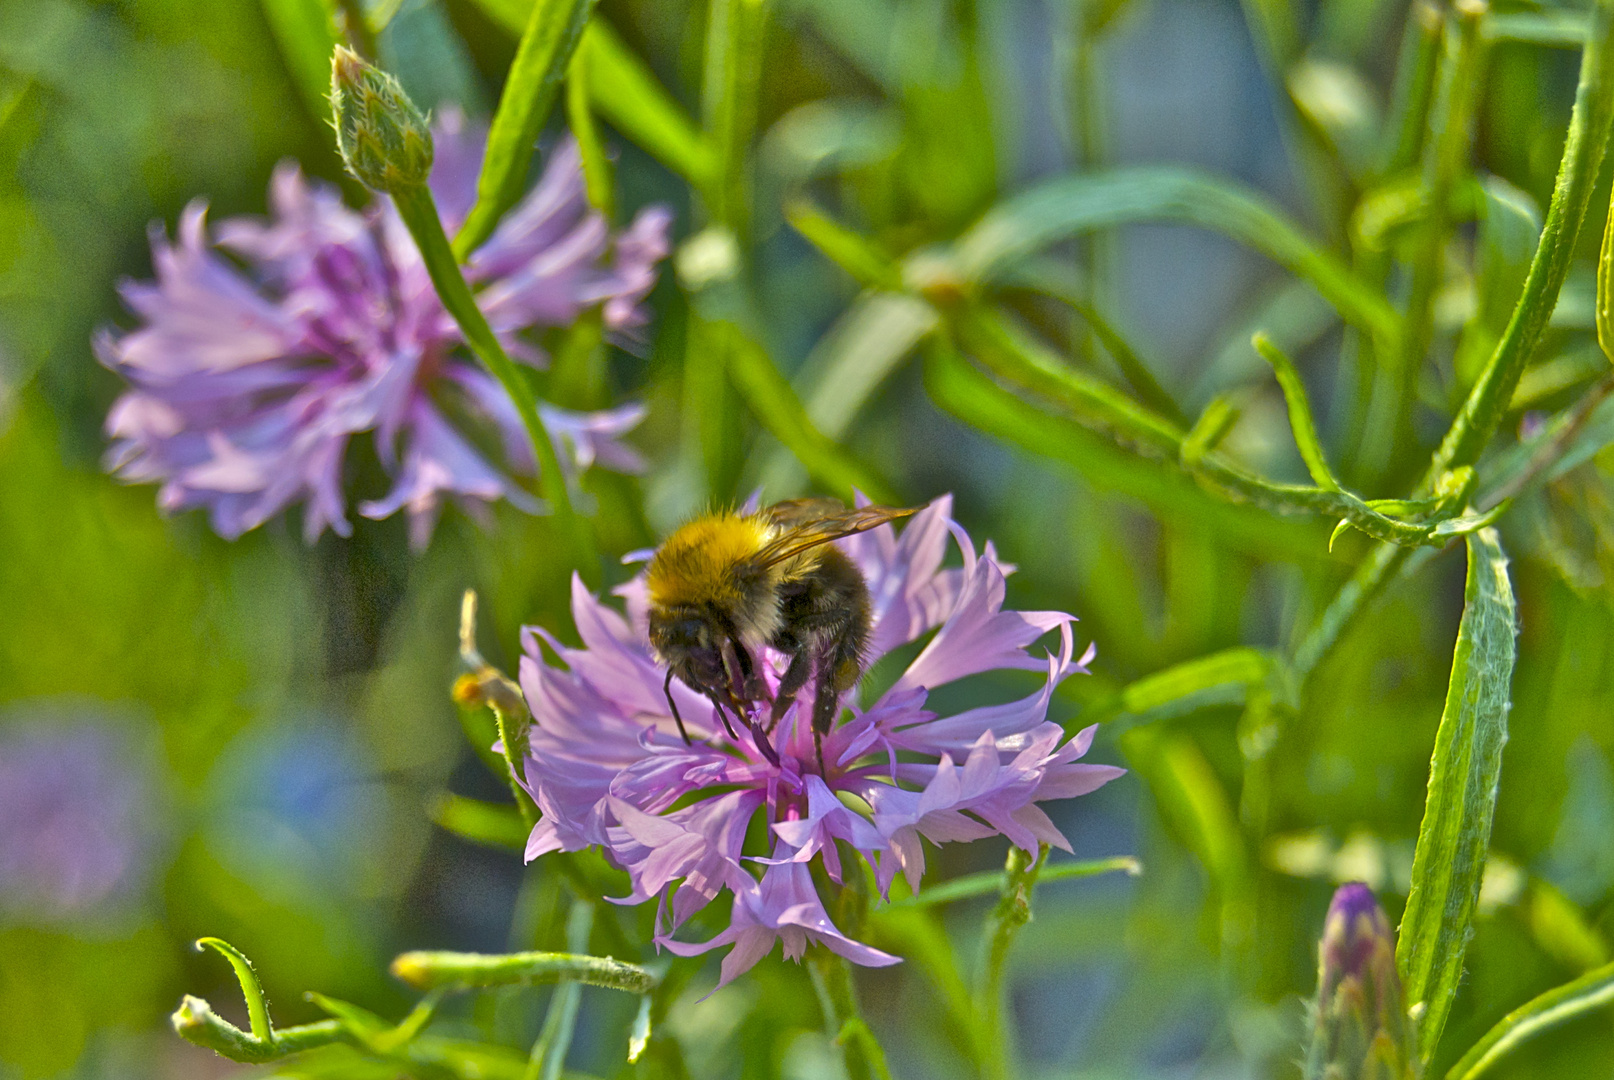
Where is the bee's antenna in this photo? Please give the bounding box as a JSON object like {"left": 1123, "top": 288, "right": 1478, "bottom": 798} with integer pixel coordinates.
{"left": 663, "top": 670, "right": 692, "bottom": 746}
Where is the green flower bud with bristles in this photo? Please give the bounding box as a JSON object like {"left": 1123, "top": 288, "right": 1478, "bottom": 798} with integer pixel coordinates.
{"left": 1304, "top": 883, "right": 1421, "bottom": 1080}
{"left": 329, "top": 46, "right": 433, "bottom": 194}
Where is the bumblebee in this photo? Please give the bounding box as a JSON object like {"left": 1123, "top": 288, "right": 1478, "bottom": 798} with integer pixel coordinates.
{"left": 645, "top": 498, "right": 916, "bottom": 768}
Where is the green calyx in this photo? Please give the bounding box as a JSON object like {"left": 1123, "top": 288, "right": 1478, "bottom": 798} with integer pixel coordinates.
{"left": 329, "top": 46, "right": 434, "bottom": 194}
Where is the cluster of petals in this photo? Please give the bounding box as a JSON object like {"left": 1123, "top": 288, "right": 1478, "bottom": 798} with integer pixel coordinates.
{"left": 516, "top": 496, "right": 1123, "bottom": 985}
{"left": 97, "top": 110, "right": 671, "bottom": 546}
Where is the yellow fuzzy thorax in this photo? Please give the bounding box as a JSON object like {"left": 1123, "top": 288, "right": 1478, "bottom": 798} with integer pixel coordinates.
{"left": 646, "top": 512, "right": 776, "bottom": 608}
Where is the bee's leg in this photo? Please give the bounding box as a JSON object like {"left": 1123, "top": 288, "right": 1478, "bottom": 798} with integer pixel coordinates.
{"left": 809, "top": 629, "right": 863, "bottom": 774}
{"left": 728, "top": 639, "right": 768, "bottom": 702}
{"left": 720, "top": 638, "right": 763, "bottom": 714}
{"left": 703, "top": 691, "right": 742, "bottom": 742}
{"left": 768, "top": 648, "right": 812, "bottom": 733}
{"left": 663, "top": 670, "right": 692, "bottom": 746}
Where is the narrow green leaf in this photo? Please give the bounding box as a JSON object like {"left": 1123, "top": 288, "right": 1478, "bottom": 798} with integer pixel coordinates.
{"left": 1253, "top": 333, "right": 1341, "bottom": 490}
{"left": 454, "top": 0, "right": 599, "bottom": 258}
{"left": 578, "top": 20, "right": 714, "bottom": 185}
{"left": 1397, "top": 528, "right": 1518, "bottom": 1061}
{"left": 955, "top": 306, "right": 1184, "bottom": 456}
{"left": 879, "top": 856, "right": 1140, "bottom": 911}
{"left": 566, "top": 50, "right": 614, "bottom": 217}
{"left": 786, "top": 199, "right": 901, "bottom": 290}
{"left": 260, "top": 0, "right": 341, "bottom": 127}
{"left": 1000, "top": 258, "right": 1187, "bottom": 425}
{"left": 702, "top": 0, "right": 770, "bottom": 230}
{"left": 1597, "top": 188, "right": 1614, "bottom": 363}
{"left": 390, "top": 949, "right": 657, "bottom": 994}
{"left": 1483, "top": 11, "right": 1590, "bottom": 47}
{"left": 1104, "top": 647, "right": 1275, "bottom": 724}
{"left": 1444, "top": 960, "right": 1614, "bottom": 1080}
{"left": 943, "top": 167, "right": 1399, "bottom": 347}
{"left": 196, "top": 937, "right": 274, "bottom": 1042}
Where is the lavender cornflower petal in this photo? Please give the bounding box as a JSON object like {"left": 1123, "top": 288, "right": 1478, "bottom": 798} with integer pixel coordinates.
{"left": 843, "top": 494, "right": 966, "bottom": 661}
{"left": 449, "top": 364, "right": 649, "bottom": 478}
{"left": 111, "top": 204, "right": 308, "bottom": 378}
{"left": 359, "top": 400, "right": 540, "bottom": 549}
{"left": 886, "top": 545, "right": 1078, "bottom": 697}
{"left": 467, "top": 139, "right": 592, "bottom": 281}
{"left": 517, "top": 498, "right": 1123, "bottom": 973}
{"left": 656, "top": 854, "right": 900, "bottom": 989}
{"left": 599, "top": 207, "right": 674, "bottom": 331}
{"left": 425, "top": 107, "right": 485, "bottom": 231}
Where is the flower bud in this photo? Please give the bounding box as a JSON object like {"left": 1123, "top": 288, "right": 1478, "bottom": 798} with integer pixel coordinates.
{"left": 1304, "top": 883, "right": 1420, "bottom": 1080}
{"left": 329, "top": 46, "right": 433, "bottom": 193}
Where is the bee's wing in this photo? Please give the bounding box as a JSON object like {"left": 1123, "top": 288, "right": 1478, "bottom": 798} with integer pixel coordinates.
{"left": 751, "top": 503, "right": 917, "bottom": 569}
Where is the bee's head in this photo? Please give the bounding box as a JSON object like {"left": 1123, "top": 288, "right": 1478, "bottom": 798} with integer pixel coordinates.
{"left": 648, "top": 606, "right": 725, "bottom": 691}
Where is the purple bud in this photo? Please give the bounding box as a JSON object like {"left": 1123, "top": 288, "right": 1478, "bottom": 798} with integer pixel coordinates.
{"left": 1305, "top": 883, "right": 1420, "bottom": 1080}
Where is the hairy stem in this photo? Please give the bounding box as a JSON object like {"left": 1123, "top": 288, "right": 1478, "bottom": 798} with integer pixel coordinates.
{"left": 977, "top": 844, "right": 1046, "bottom": 1080}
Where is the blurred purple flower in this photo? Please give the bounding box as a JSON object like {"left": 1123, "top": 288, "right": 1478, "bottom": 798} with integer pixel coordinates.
{"left": 516, "top": 497, "right": 1122, "bottom": 985}
{"left": 0, "top": 713, "right": 161, "bottom": 923}
{"left": 99, "top": 109, "right": 670, "bottom": 547}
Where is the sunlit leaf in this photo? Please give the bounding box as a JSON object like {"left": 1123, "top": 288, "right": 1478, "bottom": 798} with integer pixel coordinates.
{"left": 1397, "top": 528, "right": 1518, "bottom": 1062}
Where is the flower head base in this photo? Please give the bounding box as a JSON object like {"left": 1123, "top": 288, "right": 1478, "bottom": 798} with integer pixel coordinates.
{"left": 330, "top": 47, "right": 434, "bottom": 194}
{"left": 99, "top": 110, "right": 670, "bottom": 546}
{"left": 1304, "top": 883, "right": 1420, "bottom": 1080}
{"left": 516, "top": 498, "right": 1123, "bottom": 985}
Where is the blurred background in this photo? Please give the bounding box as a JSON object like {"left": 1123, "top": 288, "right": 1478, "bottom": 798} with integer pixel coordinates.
{"left": 2, "top": 0, "right": 1613, "bottom": 1077}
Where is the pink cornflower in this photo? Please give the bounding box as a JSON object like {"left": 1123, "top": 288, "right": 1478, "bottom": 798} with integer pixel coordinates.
{"left": 516, "top": 497, "right": 1123, "bottom": 985}
{"left": 98, "top": 110, "right": 670, "bottom": 547}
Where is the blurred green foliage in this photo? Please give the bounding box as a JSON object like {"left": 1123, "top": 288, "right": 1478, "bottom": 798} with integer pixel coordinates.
{"left": 5, "top": 0, "right": 1614, "bottom": 1078}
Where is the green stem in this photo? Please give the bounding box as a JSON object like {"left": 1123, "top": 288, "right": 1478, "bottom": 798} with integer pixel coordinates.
{"left": 172, "top": 997, "right": 346, "bottom": 1063}
{"left": 807, "top": 948, "right": 893, "bottom": 1080}
{"left": 390, "top": 184, "right": 597, "bottom": 582}
{"left": 389, "top": 947, "right": 656, "bottom": 994}
{"left": 1381, "top": 1, "right": 1445, "bottom": 177}
{"left": 976, "top": 844, "right": 1046, "bottom": 1080}
{"left": 702, "top": 0, "right": 769, "bottom": 231}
